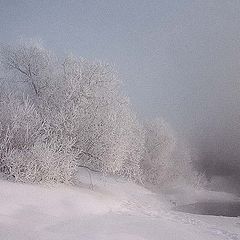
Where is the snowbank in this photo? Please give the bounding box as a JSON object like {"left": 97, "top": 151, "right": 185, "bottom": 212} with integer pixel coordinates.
{"left": 0, "top": 171, "right": 239, "bottom": 240}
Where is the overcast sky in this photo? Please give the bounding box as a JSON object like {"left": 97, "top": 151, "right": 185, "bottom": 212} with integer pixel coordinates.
{"left": 1, "top": 0, "right": 240, "bottom": 160}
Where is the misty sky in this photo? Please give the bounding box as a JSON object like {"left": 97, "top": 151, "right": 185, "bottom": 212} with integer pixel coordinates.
{"left": 1, "top": 0, "right": 240, "bottom": 162}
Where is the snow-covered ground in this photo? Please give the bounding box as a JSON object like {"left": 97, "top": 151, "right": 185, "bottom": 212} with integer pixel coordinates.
{"left": 0, "top": 170, "right": 239, "bottom": 240}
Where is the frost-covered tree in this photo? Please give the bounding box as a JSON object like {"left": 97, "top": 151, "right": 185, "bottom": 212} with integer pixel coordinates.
{"left": 0, "top": 40, "right": 144, "bottom": 184}
{"left": 46, "top": 55, "right": 144, "bottom": 179}
{"left": 0, "top": 40, "right": 53, "bottom": 97}
{"left": 0, "top": 40, "right": 200, "bottom": 187}
{"left": 141, "top": 118, "right": 198, "bottom": 186}
{"left": 141, "top": 119, "right": 176, "bottom": 185}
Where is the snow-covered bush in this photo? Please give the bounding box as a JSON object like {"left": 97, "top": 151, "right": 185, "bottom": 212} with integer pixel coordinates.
{"left": 0, "top": 92, "right": 76, "bottom": 183}
{"left": 2, "top": 142, "right": 76, "bottom": 184}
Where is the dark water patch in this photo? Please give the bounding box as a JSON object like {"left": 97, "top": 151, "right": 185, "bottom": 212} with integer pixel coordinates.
{"left": 174, "top": 201, "right": 240, "bottom": 217}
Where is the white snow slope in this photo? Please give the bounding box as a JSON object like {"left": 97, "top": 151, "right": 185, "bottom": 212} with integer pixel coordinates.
{"left": 0, "top": 171, "right": 239, "bottom": 240}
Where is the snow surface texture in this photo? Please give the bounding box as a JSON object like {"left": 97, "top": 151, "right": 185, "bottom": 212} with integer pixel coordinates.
{"left": 0, "top": 169, "right": 239, "bottom": 240}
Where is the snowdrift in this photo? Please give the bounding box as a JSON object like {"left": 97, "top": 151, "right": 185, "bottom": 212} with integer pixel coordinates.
{"left": 0, "top": 171, "right": 239, "bottom": 240}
